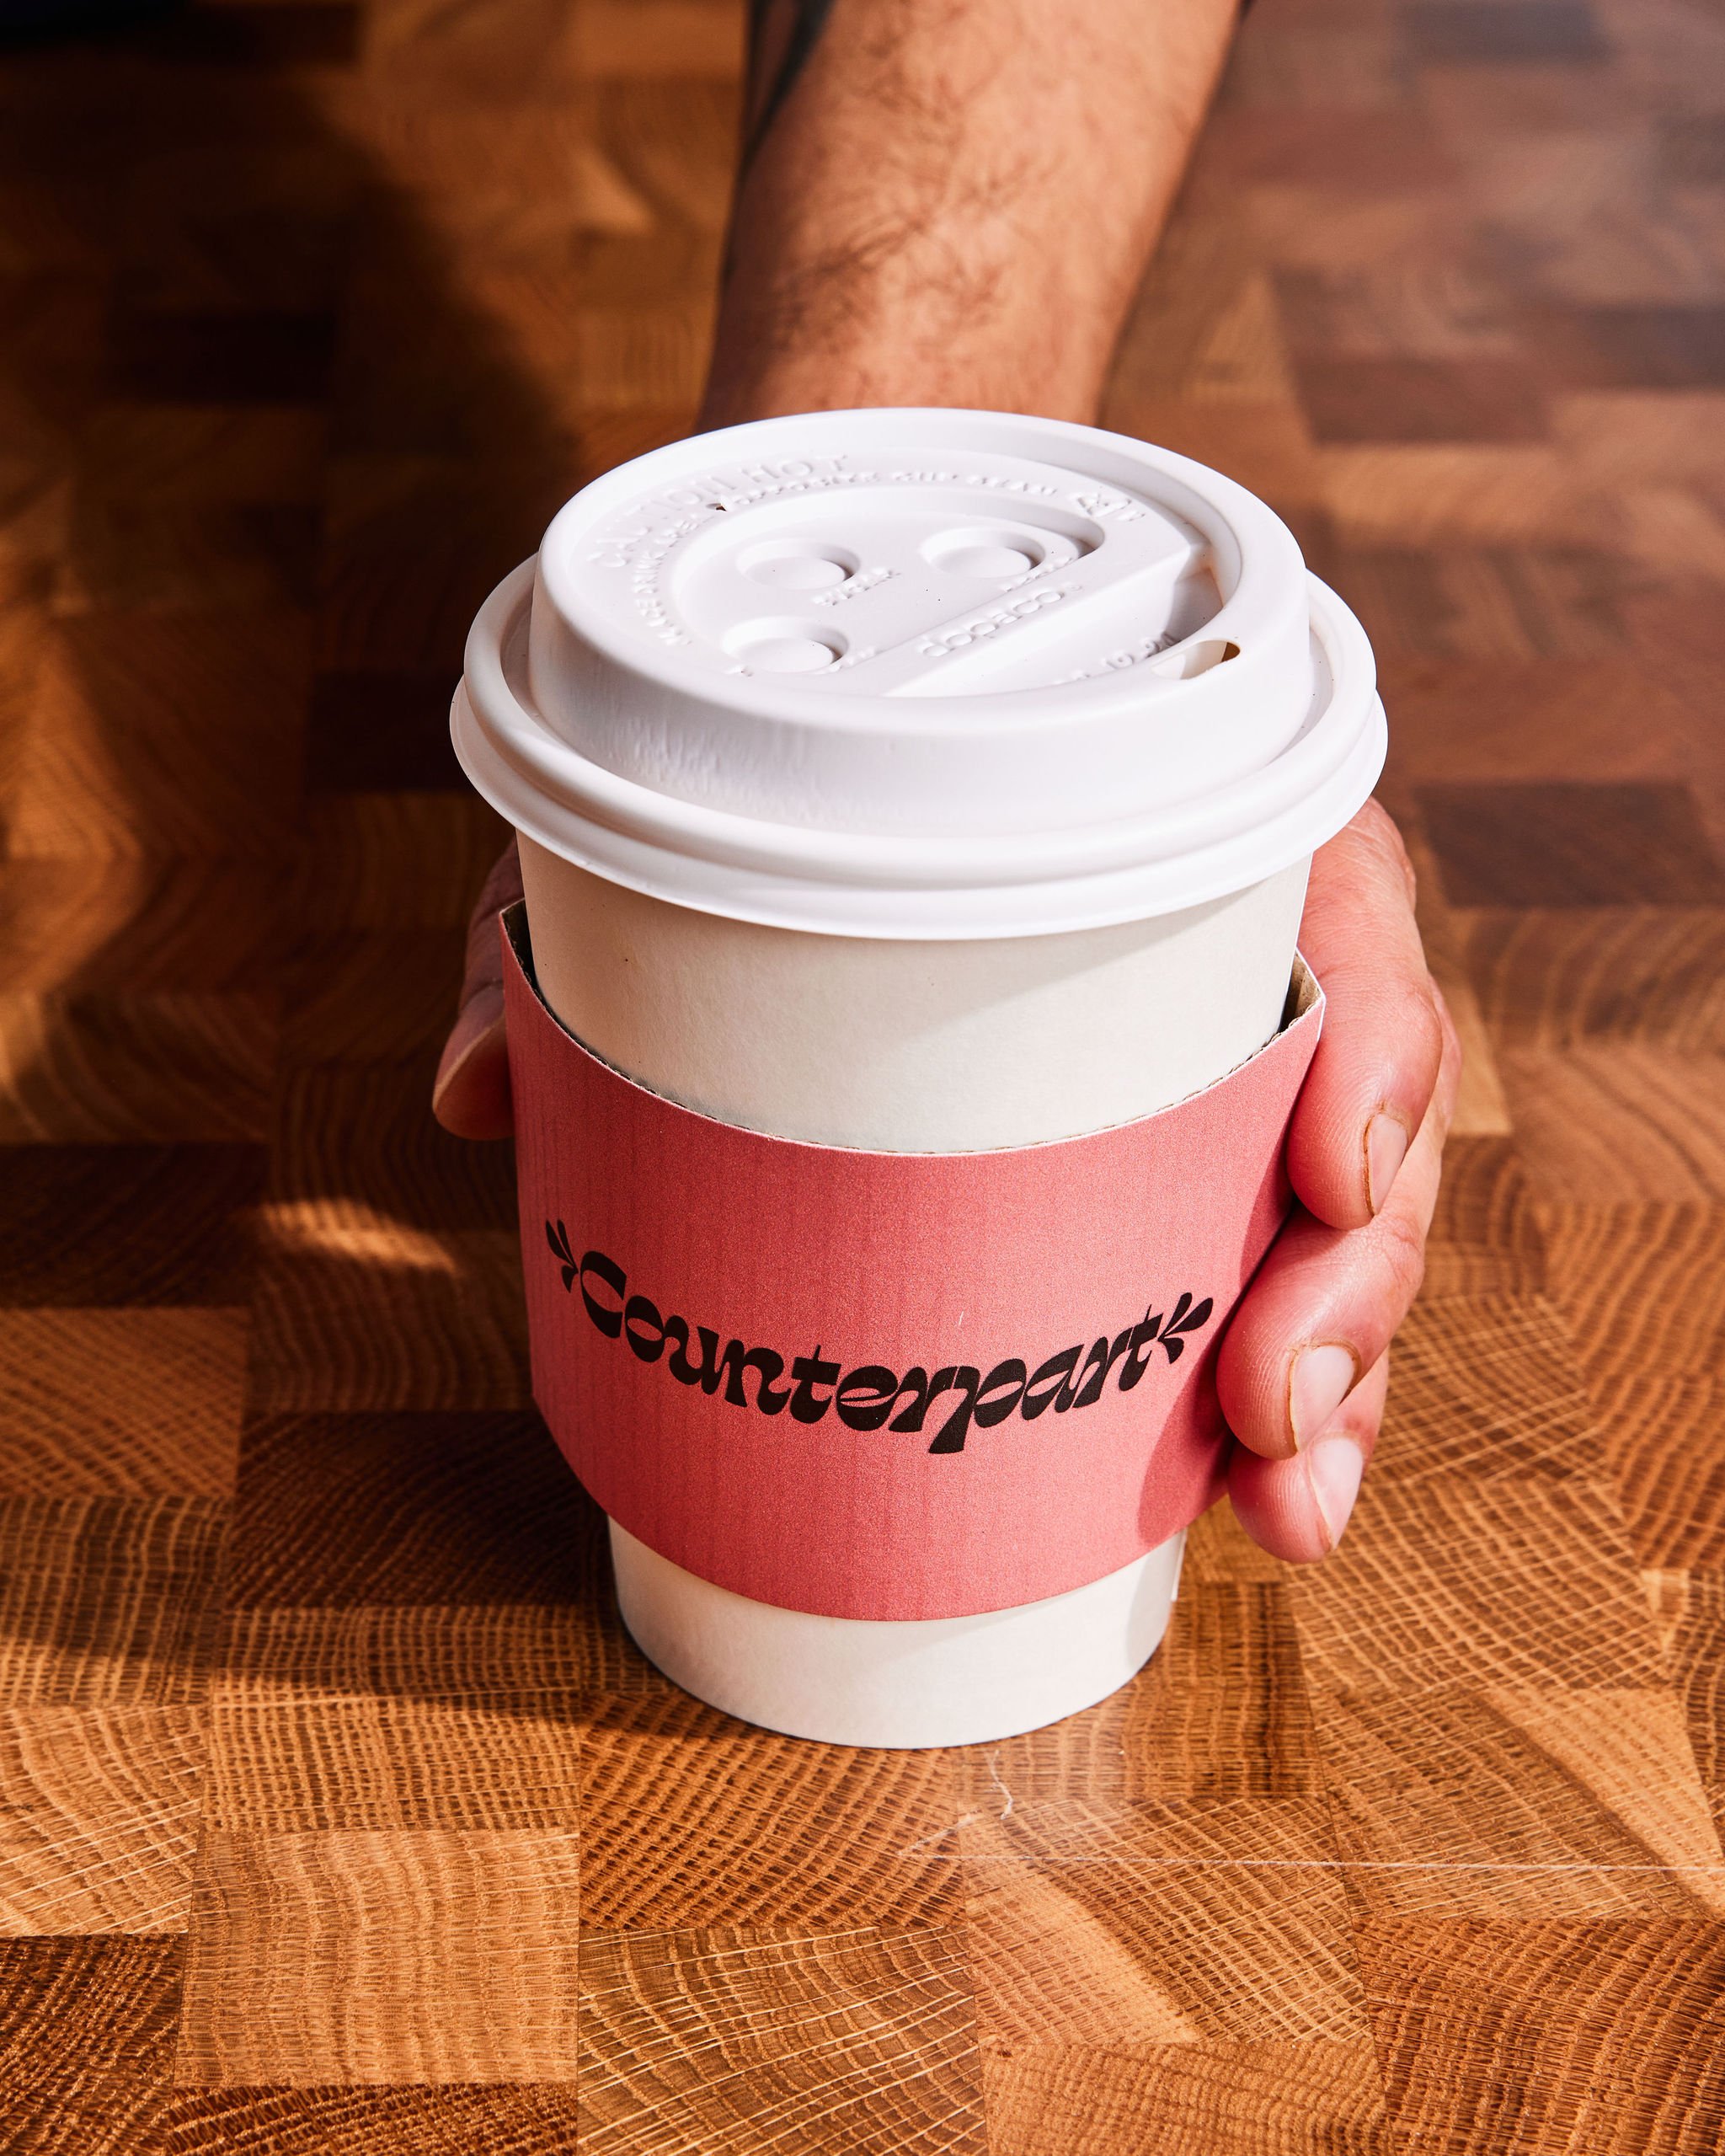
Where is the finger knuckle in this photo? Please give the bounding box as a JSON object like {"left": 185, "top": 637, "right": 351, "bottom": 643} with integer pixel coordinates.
{"left": 1373, "top": 978, "right": 1445, "bottom": 1089}
{"left": 1354, "top": 799, "right": 1421, "bottom": 906}
{"left": 1375, "top": 1205, "right": 1428, "bottom": 1308}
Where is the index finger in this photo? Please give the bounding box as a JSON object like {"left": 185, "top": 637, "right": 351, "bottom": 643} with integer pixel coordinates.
{"left": 1290, "top": 801, "right": 1445, "bottom": 1232}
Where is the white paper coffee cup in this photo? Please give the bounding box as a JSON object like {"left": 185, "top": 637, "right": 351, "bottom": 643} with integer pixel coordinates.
{"left": 454, "top": 409, "right": 1385, "bottom": 1747}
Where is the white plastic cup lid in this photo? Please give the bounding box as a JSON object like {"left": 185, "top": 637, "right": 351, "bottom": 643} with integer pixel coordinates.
{"left": 452, "top": 409, "right": 1386, "bottom": 938}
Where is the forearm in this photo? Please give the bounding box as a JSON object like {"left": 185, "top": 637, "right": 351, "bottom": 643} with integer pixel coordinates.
{"left": 701, "top": 0, "right": 1241, "bottom": 428}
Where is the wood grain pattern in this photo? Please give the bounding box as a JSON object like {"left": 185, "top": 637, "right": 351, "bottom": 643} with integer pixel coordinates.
{"left": 1287, "top": 1475, "right": 1664, "bottom": 1695}
{"left": 1370, "top": 1292, "right": 1600, "bottom": 1485}
{"left": 0, "top": 1706, "right": 205, "bottom": 1935}
{"left": 959, "top": 1796, "right": 1365, "bottom": 2047}
{"left": 0, "top": 1496, "right": 227, "bottom": 1707}
{"left": 245, "top": 1220, "right": 529, "bottom": 1411}
{"left": 578, "top": 1691, "right": 965, "bottom": 1930}
{"left": 1541, "top": 1202, "right": 1725, "bottom": 1387}
{"left": 227, "top": 1410, "right": 604, "bottom": 1606}
{"left": 0, "top": 1308, "right": 246, "bottom": 1496}
{"left": 3, "top": 0, "right": 1724, "bottom": 2142}
{"left": 266, "top": 1062, "right": 516, "bottom": 1224}
{"left": 0, "top": 1937, "right": 182, "bottom": 2156}
{"left": 1358, "top": 1918, "right": 1725, "bottom": 2154}
{"left": 1422, "top": 1134, "right": 1547, "bottom": 1299}
{"left": 1312, "top": 1683, "right": 1725, "bottom": 1919}
{"left": 577, "top": 1923, "right": 985, "bottom": 2153}
{"left": 0, "top": 1145, "right": 261, "bottom": 1307}
{"left": 1418, "top": 782, "right": 1725, "bottom": 907}
{"left": 981, "top": 2038, "right": 1390, "bottom": 2156}
{"left": 944, "top": 1581, "right": 1322, "bottom": 1805}
{"left": 166, "top": 2084, "right": 584, "bottom": 2155}
{"left": 0, "top": 858, "right": 285, "bottom": 993}
{"left": 1461, "top": 909, "right": 1725, "bottom": 1052}
{"left": 202, "top": 1695, "right": 585, "bottom": 1833}
{"left": 178, "top": 1827, "right": 583, "bottom": 2084}
{"left": 215, "top": 1602, "right": 649, "bottom": 1709}
{"left": 1498, "top": 1045, "right": 1725, "bottom": 1202}
{"left": 1653, "top": 1570, "right": 1725, "bottom": 1819}
{"left": 0, "top": 991, "right": 278, "bottom": 1142}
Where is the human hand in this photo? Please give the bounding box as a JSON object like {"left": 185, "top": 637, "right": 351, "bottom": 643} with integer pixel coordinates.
{"left": 434, "top": 801, "right": 1457, "bottom": 1568}
{"left": 1221, "top": 800, "right": 1460, "bottom": 1562}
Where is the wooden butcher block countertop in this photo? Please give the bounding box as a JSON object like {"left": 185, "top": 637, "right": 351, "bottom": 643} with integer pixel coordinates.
{"left": 3, "top": 0, "right": 1723, "bottom": 2148}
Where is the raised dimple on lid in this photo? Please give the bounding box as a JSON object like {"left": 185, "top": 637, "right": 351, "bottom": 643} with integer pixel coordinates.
{"left": 569, "top": 443, "right": 1217, "bottom": 698}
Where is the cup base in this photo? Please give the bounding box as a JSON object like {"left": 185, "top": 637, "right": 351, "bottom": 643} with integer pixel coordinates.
{"left": 608, "top": 1522, "right": 1186, "bottom": 1749}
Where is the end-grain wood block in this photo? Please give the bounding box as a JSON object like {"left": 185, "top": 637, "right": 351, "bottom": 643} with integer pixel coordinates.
{"left": 215, "top": 1601, "right": 650, "bottom": 1712}
{"left": 0, "top": 1495, "right": 227, "bottom": 1706}
{"left": 1497, "top": 1044, "right": 1725, "bottom": 1203}
{"left": 0, "top": 992, "right": 277, "bottom": 1143}
{"left": 62, "top": 494, "right": 320, "bottom": 620}
{"left": 246, "top": 1219, "right": 528, "bottom": 1411}
{"left": 1292, "top": 356, "right": 1550, "bottom": 444}
{"left": 571, "top": 308, "right": 713, "bottom": 414}
{"left": 109, "top": 305, "right": 337, "bottom": 408}
{"left": 1273, "top": 247, "right": 1519, "bottom": 363}
{"left": 203, "top": 1694, "right": 584, "bottom": 1834}
{"left": 1462, "top": 909, "right": 1725, "bottom": 1052}
{"left": 1594, "top": 1369, "right": 1725, "bottom": 1571}
{"left": 1386, "top": 790, "right": 1516, "bottom": 1143}
{"left": 0, "top": 1308, "right": 246, "bottom": 1497}
{"left": 1104, "top": 399, "right": 1320, "bottom": 522}
{"left": 1381, "top": 655, "right": 1707, "bottom": 784}
{"left": 1358, "top": 1917, "right": 1725, "bottom": 2155}
{"left": 567, "top": 0, "right": 744, "bottom": 78}
{"left": 1372, "top": 1292, "right": 1600, "bottom": 1486}
{"left": 1288, "top": 1475, "right": 1664, "bottom": 1696}
{"left": 276, "top": 932, "right": 468, "bottom": 1065}
{"left": 1345, "top": 541, "right": 1634, "bottom": 666}
{"left": 568, "top": 409, "right": 704, "bottom": 491}
{"left": 1321, "top": 441, "right": 1589, "bottom": 554}
{"left": 1421, "top": 1136, "right": 1547, "bottom": 1300}
{"left": 79, "top": 405, "right": 324, "bottom": 515}
{"left": 1418, "top": 781, "right": 1725, "bottom": 908}
{"left": 0, "top": 1145, "right": 261, "bottom": 1307}
{"left": 575, "top": 80, "right": 738, "bottom": 240}
{"left": 943, "top": 1582, "right": 1320, "bottom": 1804}
{"left": 1314, "top": 1683, "right": 1725, "bottom": 1919}
{"left": 981, "top": 2038, "right": 1391, "bottom": 2156}
{"left": 0, "top": 1937, "right": 182, "bottom": 2156}
{"left": 0, "top": 1705, "right": 204, "bottom": 1935}
{"left": 959, "top": 1795, "right": 1364, "bottom": 2050}
{"left": 1405, "top": 2, "right": 1609, "bottom": 65}
{"left": 361, "top": 0, "right": 574, "bottom": 97}
{"left": 0, "top": 858, "right": 285, "bottom": 995}
{"left": 266, "top": 1063, "right": 516, "bottom": 1228}
{"left": 228, "top": 1411, "right": 605, "bottom": 1606}
{"left": 178, "top": 1827, "right": 582, "bottom": 2084}
{"left": 1542, "top": 304, "right": 1725, "bottom": 393}
{"left": 577, "top": 1690, "right": 964, "bottom": 1931}
{"left": 1653, "top": 1570, "right": 1725, "bottom": 1818}
{"left": 11, "top": 613, "right": 307, "bottom": 861}
{"left": 167, "top": 2084, "right": 584, "bottom": 2156}
{"left": 111, "top": 141, "right": 354, "bottom": 316}
{"left": 1540, "top": 1202, "right": 1725, "bottom": 1390}
{"left": 296, "top": 795, "right": 512, "bottom": 933}
{"left": 317, "top": 463, "right": 563, "bottom": 676}
{"left": 1179, "top": 1500, "right": 1287, "bottom": 1584}
{"left": 577, "top": 1923, "right": 985, "bottom": 2154}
